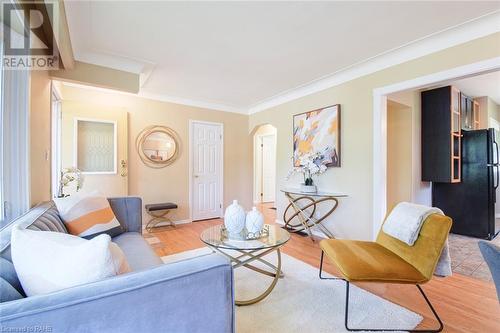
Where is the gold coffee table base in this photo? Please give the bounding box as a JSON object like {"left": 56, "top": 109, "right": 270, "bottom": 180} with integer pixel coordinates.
{"left": 200, "top": 224, "right": 290, "bottom": 306}
{"left": 208, "top": 246, "right": 283, "bottom": 306}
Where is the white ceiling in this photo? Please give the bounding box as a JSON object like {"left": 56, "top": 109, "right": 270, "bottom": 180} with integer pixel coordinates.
{"left": 64, "top": 1, "right": 500, "bottom": 113}
{"left": 452, "top": 71, "right": 500, "bottom": 105}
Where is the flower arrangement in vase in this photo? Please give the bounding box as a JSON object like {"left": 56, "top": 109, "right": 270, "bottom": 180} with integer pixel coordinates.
{"left": 57, "top": 167, "right": 84, "bottom": 198}
{"left": 287, "top": 152, "right": 327, "bottom": 193}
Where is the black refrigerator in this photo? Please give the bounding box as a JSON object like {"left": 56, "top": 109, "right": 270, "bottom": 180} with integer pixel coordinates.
{"left": 433, "top": 128, "right": 499, "bottom": 240}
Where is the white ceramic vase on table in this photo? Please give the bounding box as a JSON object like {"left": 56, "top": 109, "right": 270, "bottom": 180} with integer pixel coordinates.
{"left": 301, "top": 184, "right": 317, "bottom": 193}
{"left": 224, "top": 200, "right": 246, "bottom": 237}
{"left": 245, "top": 207, "right": 264, "bottom": 234}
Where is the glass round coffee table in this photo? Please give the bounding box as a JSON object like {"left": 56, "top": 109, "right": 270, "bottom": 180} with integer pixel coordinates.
{"left": 200, "top": 224, "right": 290, "bottom": 306}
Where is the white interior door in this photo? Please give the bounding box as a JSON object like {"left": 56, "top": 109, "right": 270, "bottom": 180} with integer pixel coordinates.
{"left": 261, "top": 134, "right": 276, "bottom": 202}
{"left": 60, "top": 105, "right": 128, "bottom": 198}
{"left": 191, "top": 121, "right": 223, "bottom": 221}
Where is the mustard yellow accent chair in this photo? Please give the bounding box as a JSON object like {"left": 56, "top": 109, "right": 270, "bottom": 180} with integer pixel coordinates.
{"left": 319, "top": 213, "right": 452, "bottom": 332}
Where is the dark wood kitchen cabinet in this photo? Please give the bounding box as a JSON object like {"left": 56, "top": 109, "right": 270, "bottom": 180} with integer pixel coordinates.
{"left": 421, "top": 86, "right": 461, "bottom": 183}
{"left": 461, "top": 93, "right": 480, "bottom": 130}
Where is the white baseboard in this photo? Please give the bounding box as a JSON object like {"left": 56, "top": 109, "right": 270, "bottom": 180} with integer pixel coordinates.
{"left": 274, "top": 219, "right": 328, "bottom": 239}
{"left": 142, "top": 219, "right": 192, "bottom": 229}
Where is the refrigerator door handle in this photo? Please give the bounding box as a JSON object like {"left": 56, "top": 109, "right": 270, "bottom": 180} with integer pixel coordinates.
{"left": 495, "top": 140, "right": 500, "bottom": 165}
{"left": 493, "top": 140, "right": 500, "bottom": 189}
{"left": 496, "top": 165, "right": 500, "bottom": 189}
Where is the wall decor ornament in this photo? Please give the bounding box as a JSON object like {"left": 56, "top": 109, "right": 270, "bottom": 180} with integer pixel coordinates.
{"left": 224, "top": 200, "right": 246, "bottom": 236}
{"left": 293, "top": 104, "right": 341, "bottom": 168}
{"left": 136, "top": 125, "right": 180, "bottom": 168}
{"left": 245, "top": 207, "right": 264, "bottom": 234}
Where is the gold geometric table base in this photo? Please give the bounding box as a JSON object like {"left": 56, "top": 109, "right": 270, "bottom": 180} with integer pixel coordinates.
{"left": 283, "top": 192, "right": 339, "bottom": 241}
{"left": 207, "top": 246, "right": 284, "bottom": 306}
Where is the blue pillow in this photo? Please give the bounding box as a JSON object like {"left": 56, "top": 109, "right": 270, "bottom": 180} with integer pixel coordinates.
{"left": 0, "top": 257, "right": 24, "bottom": 296}
{"left": 0, "top": 277, "right": 22, "bottom": 302}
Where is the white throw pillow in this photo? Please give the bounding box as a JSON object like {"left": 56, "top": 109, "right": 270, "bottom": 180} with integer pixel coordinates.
{"left": 11, "top": 227, "right": 131, "bottom": 297}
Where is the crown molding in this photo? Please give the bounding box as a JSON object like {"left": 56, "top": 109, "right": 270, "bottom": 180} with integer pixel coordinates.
{"left": 137, "top": 91, "right": 248, "bottom": 115}
{"left": 63, "top": 10, "right": 499, "bottom": 116}
{"left": 247, "top": 10, "right": 500, "bottom": 115}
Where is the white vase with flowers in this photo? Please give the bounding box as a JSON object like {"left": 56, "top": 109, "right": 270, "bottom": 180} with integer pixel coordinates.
{"left": 287, "top": 152, "right": 327, "bottom": 193}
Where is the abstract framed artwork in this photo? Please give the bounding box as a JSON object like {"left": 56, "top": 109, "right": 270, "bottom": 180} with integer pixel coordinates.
{"left": 293, "top": 104, "right": 341, "bottom": 167}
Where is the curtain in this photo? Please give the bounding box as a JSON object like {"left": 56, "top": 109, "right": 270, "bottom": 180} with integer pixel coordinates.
{"left": 0, "top": 64, "right": 30, "bottom": 226}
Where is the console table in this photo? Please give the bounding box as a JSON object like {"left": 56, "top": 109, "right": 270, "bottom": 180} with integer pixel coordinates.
{"left": 281, "top": 188, "right": 347, "bottom": 241}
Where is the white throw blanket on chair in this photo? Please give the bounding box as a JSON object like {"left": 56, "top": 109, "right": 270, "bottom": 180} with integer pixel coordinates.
{"left": 383, "top": 202, "right": 452, "bottom": 277}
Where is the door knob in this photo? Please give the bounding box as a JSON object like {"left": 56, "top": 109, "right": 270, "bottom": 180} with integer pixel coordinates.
{"left": 120, "top": 160, "right": 127, "bottom": 177}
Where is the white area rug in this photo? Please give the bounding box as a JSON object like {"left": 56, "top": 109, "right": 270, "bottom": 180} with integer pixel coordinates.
{"left": 162, "top": 248, "right": 422, "bottom": 333}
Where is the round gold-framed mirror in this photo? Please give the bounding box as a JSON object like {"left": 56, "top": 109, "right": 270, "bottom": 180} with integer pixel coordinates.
{"left": 136, "top": 126, "right": 180, "bottom": 168}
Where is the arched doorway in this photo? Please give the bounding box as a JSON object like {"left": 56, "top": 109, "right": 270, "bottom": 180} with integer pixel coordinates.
{"left": 253, "top": 124, "right": 277, "bottom": 205}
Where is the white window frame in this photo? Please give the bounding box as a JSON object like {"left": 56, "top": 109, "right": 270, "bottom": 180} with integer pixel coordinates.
{"left": 50, "top": 85, "right": 62, "bottom": 197}
{"left": 0, "top": 62, "right": 30, "bottom": 224}
{"left": 73, "top": 117, "right": 118, "bottom": 175}
{"left": 0, "top": 42, "right": 4, "bottom": 222}
{"left": 0, "top": 22, "right": 30, "bottom": 226}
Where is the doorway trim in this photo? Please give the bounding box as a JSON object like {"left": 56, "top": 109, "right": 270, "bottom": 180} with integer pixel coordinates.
{"left": 372, "top": 56, "right": 500, "bottom": 240}
{"left": 253, "top": 132, "right": 277, "bottom": 204}
{"left": 188, "top": 119, "right": 224, "bottom": 221}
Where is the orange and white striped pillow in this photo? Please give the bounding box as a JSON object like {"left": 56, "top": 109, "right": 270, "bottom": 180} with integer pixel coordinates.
{"left": 54, "top": 192, "right": 125, "bottom": 239}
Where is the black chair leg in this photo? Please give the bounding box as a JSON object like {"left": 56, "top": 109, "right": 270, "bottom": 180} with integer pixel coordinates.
{"left": 319, "top": 251, "right": 342, "bottom": 281}
{"left": 319, "top": 250, "right": 443, "bottom": 331}
{"left": 343, "top": 281, "right": 444, "bottom": 332}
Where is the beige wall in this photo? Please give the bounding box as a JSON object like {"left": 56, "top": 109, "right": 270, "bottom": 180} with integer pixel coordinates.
{"left": 29, "top": 70, "right": 52, "bottom": 206}
{"left": 386, "top": 100, "right": 412, "bottom": 211}
{"left": 249, "top": 32, "right": 500, "bottom": 240}
{"left": 476, "top": 96, "right": 500, "bottom": 128}
{"left": 60, "top": 85, "right": 253, "bottom": 223}
{"left": 387, "top": 89, "right": 431, "bottom": 207}
{"left": 487, "top": 97, "right": 500, "bottom": 126}
{"left": 27, "top": 32, "right": 500, "bottom": 239}
{"left": 51, "top": 61, "right": 140, "bottom": 94}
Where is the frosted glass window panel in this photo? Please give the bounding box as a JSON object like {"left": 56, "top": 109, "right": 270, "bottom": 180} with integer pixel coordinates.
{"left": 77, "top": 120, "right": 115, "bottom": 173}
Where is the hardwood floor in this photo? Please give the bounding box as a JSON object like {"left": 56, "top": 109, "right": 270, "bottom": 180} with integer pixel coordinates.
{"left": 146, "top": 203, "right": 500, "bottom": 333}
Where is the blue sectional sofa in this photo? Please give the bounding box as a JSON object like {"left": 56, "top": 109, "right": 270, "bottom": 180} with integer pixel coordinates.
{"left": 0, "top": 197, "right": 234, "bottom": 333}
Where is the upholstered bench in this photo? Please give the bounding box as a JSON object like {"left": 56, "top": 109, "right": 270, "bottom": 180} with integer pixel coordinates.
{"left": 145, "top": 202, "right": 178, "bottom": 232}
